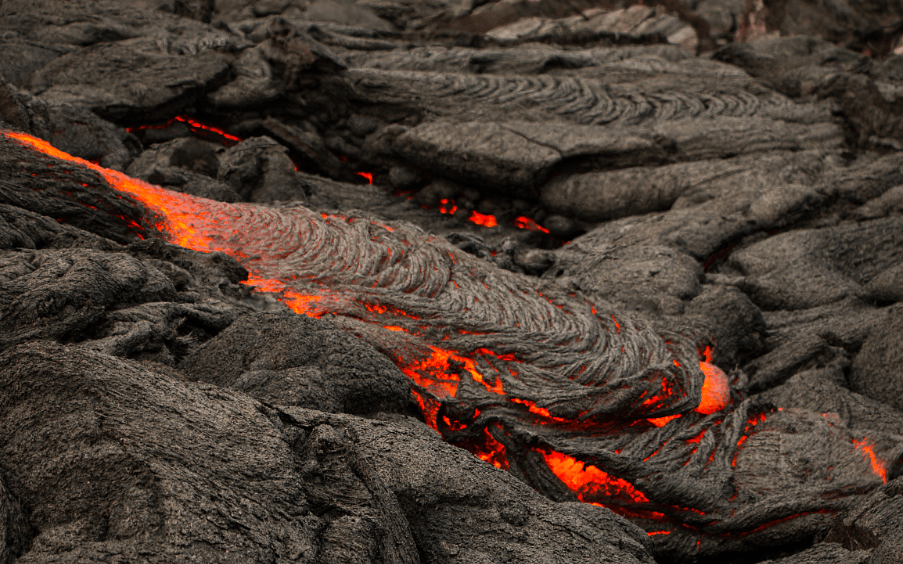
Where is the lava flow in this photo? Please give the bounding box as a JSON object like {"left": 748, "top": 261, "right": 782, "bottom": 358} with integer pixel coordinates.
{"left": 127, "top": 115, "right": 242, "bottom": 145}
{"left": 5, "top": 130, "right": 894, "bottom": 550}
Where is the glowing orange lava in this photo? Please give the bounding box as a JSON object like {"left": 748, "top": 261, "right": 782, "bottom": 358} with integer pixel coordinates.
{"left": 696, "top": 361, "right": 729, "bottom": 415}
{"left": 127, "top": 115, "right": 241, "bottom": 145}
{"left": 647, "top": 414, "right": 681, "bottom": 427}
{"left": 468, "top": 210, "right": 498, "bottom": 227}
{"left": 355, "top": 172, "right": 374, "bottom": 184}
{"left": 541, "top": 450, "right": 650, "bottom": 504}
{"left": 438, "top": 198, "right": 457, "bottom": 215}
{"left": 514, "top": 215, "right": 550, "bottom": 233}
{"left": 853, "top": 438, "right": 888, "bottom": 483}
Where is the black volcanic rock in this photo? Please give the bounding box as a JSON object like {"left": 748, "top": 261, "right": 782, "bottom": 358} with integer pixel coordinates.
{"left": 0, "top": 341, "right": 327, "bottom": 563}
{"left": 825, "top": 477, "right": 903, "bottom": 563}
{"left": 282, "top": 407, "right": 655, "bottom": 564}
{"left": 850, "top": 305, "right": 903, "bottom": 413}
{"left": 181, "top": 311, "right": 413, "bottom": 414}
{"left": 0, "top": 341, "right": 655, "bottom": 564}
{"left": 2, "top": 0, "right": 903, "bottom": 562}
{"left": 727, "top": 216, "right": 903, "bottom": 311}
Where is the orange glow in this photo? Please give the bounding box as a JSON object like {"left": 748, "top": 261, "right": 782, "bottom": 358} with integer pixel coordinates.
{"left": 439, "top": 198, "right": 458, "bottom": 215}
{"left": 542, "top": 450, "right": 649, "bottom": 504}
{"left": 514, "top": 216, "right": 550, "bottom": 233}
{"left": 466, "top": 426, "right": 509, "bottom": 470}
{"left": 411, "top": 389, "right": 441, "bottom": 429}
{"left": 355, "top": 172, "right": 373, "bottom": 184}
{"left": 853, "top": 439, "right": 888, "bottom": 483}
{"left": 648, "top": 414, "right": 681, "bottom": 427}
{"left": 511, "top": 398, "right": 565, "bottom": 421}
{"left": 128, "top": 115, "right": 241, "bottom": 145}
{"left": 282, "top": 292, "right": 325, "bottom": 318}
{"left": 8, "top": 131, "right": 226, "bottom": 251}
{"left": 241, "top": 275, "right": 286, "bottom": 293}
{"left": 240, "top": 276, "right": 325, "bottom": 317}
{"left": 648, "top": 531, "right": 671, "bottom": 536}
{"left": 468, "top": 210, "right": 498, "bottom": 227}
{"left": 695, "top": 361, "right": 729, "bottom": 415}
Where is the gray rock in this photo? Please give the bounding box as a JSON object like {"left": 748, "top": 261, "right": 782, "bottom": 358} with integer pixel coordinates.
{"left": 825, "top": 478, "right": 903, "bottom": 562}
{"left": 217, "top": 135, "right": 311, "bottom": 203}
{"left": 283, "top": 407, "right": 656, "bottom": 564}
{"left": 728, "top": 217, "right": 903, "bottom": 311}
{"left": 850, "top": 305, "right": 903, "bottom": 413}
{"left": 744, "top": 297, "right": 884, "bottom": 391}
{"left": 0, "top": 474, "right": 30, "bottom": 564}
{"left": 0, "top": 43, "right": 62, "bottom": 88}
{"left": 388, "top": 165, "right": 423, "bottom": 190}
{"left": 127, "top": 137, "right": 241, "bottom": 202}
{"left": 0, "top": 341, "right": 323, "bottom": 563}
{"left": 30, "top": 36, "right": 231, "bottom": 120}
{"left": 758, "top": 543, "right": 871, "bottom": 564}
{"left": 756, "top": 362, "right": 903, "bottom": 437}
{"left": 181, "top": 312, "right": 413, "bottom": 415}
{"left": 303, "top": 0, "right": 395, "bottom": 31}
{"left": 394, "top": 120, "right": 561, "bottom": 198}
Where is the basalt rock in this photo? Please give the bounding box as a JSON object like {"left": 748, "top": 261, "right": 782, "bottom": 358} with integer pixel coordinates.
{"left": 181, "top": 311, "right": 413, "bottom": 414}
{"left": 0, "top": 340, "right": 654, "bottom": 564}
{"left": 824, "top": 476, "right": 903, "bottom": 563}
{"left": 6, "top": 128, "right": 903, "bottom": 562}
{"left": 2, "top": 1, "right": 903, "bottom": 562}
{"left": 850, "top": 305, "right": 903, "bottom": 413}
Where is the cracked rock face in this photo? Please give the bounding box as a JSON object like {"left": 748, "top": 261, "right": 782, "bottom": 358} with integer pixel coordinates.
{"left": 2, "top": 1, "right": 903, "bottom": 563}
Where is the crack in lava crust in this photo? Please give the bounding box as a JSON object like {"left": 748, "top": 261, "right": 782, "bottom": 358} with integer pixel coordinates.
{"left": 5, "top": 131, "right": 899, "bottom": 558}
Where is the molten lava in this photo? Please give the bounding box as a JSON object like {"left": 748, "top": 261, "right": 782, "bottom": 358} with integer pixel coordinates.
{"left": 127, "top": 115, "right": 241, "bottom": 145}
{"left": 696, "top": 361, "right": 729, "bottom": 415}
{"left": 514, "top": 215, "right": 550, "bottom": 233}
{"left": 468, "top": 210, "right": 498, "bottom": 227}
{"left": 542, "top": 450, "right": 649, "bottom": 504}
{"left": 4, "top": 130, "right": 894, "bottom": 553}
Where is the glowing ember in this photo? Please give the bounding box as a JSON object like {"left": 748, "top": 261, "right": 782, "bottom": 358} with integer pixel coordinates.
{"left": 542, "top": 450, "right": 650, "bottom": 504}
{"left": 438, "top": 198, "right": 457, "bottom": 215}
{"left": 127, "top": 115, "right": 241, "bottom": 145}
{"left": 468, "top": 426, "right": 509, "bottom": 470}
{"left": 355, "top": 172, "right": 374, "bottom": 184}
{"left": 514, "top": 215, "right": 550, "bottom": 233}
{"left": 853, "top": 438, "right": 888, "bottom": 483}
{"left": 647, "top": 414, "right": 681, "bottom": 427}
{"left": 468, "top": 210, "right": 498, "bottom": 227}
{"left": 695, "top": 361, "right": 729, "bottom": 415}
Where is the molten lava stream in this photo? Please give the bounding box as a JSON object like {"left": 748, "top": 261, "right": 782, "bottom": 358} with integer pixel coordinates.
{"left": 6, "top": 127, "right": 725, "bottom": 479}
{"left": 8, "top": 131, "right": 889, "bottom": 549}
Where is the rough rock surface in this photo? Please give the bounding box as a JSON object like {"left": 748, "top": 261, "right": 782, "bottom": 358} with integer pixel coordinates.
{"left": 182, "top": 312, "right": 413, "bottom": 414}
{"left": 849, "top": 305, "right": 903, "bottom": 413}
{"left": 2, "top": 0, "right": 903, "bottom": 563}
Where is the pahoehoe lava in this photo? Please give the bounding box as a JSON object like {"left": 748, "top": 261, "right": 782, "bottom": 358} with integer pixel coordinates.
{"left": 4, "top": 130, "right": 900, "bottom": 559}
{"left": 3, "top": 0, "right": 903, "bottom": 562}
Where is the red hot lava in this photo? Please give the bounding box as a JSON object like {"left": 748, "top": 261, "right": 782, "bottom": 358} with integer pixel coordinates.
{"left": 127, "top": 115, "right": 241, "bottom": 145}
{"left": 4, "top": 131, "right": 896, "bottom": 554}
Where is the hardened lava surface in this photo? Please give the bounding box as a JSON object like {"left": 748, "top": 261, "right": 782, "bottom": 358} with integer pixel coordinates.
{"left": 3, "top": 131, "right": 902, "bottom": 561}
{"left": 2, "top": 0, "right": 903, "bottom": 562}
